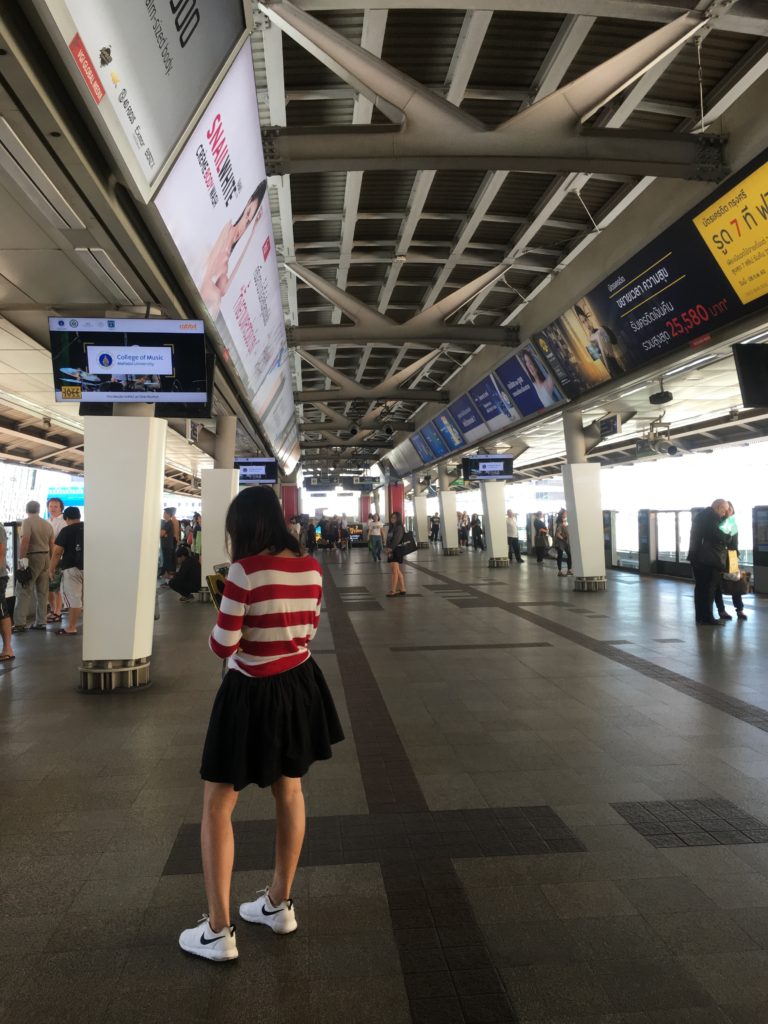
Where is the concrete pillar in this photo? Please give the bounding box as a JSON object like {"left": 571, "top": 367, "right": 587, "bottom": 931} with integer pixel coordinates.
{"left": 411, "top": 474, "right": 429, "bottom": 549}
{"left": 80, "top": 408, "right": 166, "bottom": 691}
{"left": 387, "top": 482, "right": 404, "bottom": 519}
{"left": 562, "top": 409, "right": 607, "bottom": 591}
{"left": 214, "top": 415, "right": 237, "bottom": 469}
{"left": 437, "top": 465, "right": 461, "bottom": 554}
{"left": 281, "top": 484, "right": 300, "bottom": 522}
{"left": 201, "top": 415, "right": 238, "bottom": 583}
{"left": 480, "top": 480, "right": 509, "bottom": 567}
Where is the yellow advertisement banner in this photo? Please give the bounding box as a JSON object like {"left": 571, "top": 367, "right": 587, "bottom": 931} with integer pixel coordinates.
{"left": 693, "top": 161, "right": 768, "bottom": 304}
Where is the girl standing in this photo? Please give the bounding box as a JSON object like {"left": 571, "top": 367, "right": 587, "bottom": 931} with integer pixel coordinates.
{"left": 385, "top": 511, "right": 406, "bottom": 597}
{"left": 368, "top": 514, "right": 383, "bottom": 563}
{"left": 555, "top": 512, "right": 573, "bottom": 577}
{"left": 179, "top": 487, "right": 344, "bottom": 962}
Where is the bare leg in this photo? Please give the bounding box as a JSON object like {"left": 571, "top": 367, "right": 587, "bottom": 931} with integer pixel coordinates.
{"left": 395, "top": 564, "right": 405, "bottom": 592}
{"left": 389, "top": 562, "right": 398, "bottom": 593}
{"left": 269, "top": 776, "right": 305, "bottom": 904}
{"left": 1, "top": 616, "right": 12, "bottom": 656}
{"left": 201, "top": 781, "right": 239, "bottom": 931}
{"left": 66, "top": 607, "right": 81, "bottom": 633}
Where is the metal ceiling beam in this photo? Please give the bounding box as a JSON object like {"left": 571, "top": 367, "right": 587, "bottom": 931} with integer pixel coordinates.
{"left": 297, "top": 387, "right": 446, "bottom": 403}
{"left": 296, "top": 345, "right": 446, "bottom": 401}
{"left": 286, "top": 261, "right": 520, "bottom": 347}
{"left": 260, "top": 2, "right": 723, "bottom": 178}
{"left": 284, "top": 0, "right": 767, "bottom": 37}
{"left": 418, "top": 12, "right": 596, "bottom": 310}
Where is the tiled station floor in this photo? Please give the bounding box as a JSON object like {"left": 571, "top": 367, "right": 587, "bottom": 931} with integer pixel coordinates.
{"left": 2, "top": 546, "right": 768, "bottom": 1023}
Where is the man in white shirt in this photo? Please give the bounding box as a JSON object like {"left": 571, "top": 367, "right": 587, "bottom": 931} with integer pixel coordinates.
{"left": 47, "top": 497, "right": 65, "bottom": 623}
{"left": 506, "top": 510, "right": 524, "bottom": 563}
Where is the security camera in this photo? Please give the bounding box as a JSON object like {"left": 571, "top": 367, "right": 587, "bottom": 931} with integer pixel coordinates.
{"left": 384, "top": 426, "right": 393, "bottom": 436}
{"left": 349, "top": 424, "right": 359, "bottom": 437}
{"left": 654, "top": 439, "right": 681, "bottom": 456}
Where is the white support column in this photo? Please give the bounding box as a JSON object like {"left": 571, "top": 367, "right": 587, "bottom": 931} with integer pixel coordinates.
{"left": 411, "top": 473, "right": 429, "bottom": 549}
{"left": 480, "top": 480, "right": 509, "bottom": 567}
{"left": 437, "top": 465, "right": 461, "bottom": 555}
{"left": 202, "top": 415, "right": 238, "bottom": 582}
{"left": 80, "top": 410, "right": 166, "bottom": 691}
{"left": 562, "top": 409, "right": 607, "bottom": 592}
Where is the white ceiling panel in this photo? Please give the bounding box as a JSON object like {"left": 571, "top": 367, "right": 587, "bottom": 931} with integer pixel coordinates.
{"left": 0, "top": 181, "right": 58, "bottom": 249}
{"left": 0, "top": 251, "right": 106, "bottom": 304}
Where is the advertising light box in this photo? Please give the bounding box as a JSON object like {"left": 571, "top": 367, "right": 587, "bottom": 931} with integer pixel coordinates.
{"left": 468, "top": 374, "right": 521, "bottom": 433}
{"left": 495, "top": 346, "right": 565, "bottom": 418}
{"left": 409, "top": 432, "right": 434, "bottom": 464}
{"left": 155, "top": 43, "right": 299, "bottom": 473}
{"left": 34, "top": 0, "right": 246, "bottom": 194}
{"left": 432, "top": 409, "right": 465, "bottom": 451}
{"left": 448, "top": 395, "right": 490, "bottom": 445}
{"left": 49, "top": 317, "right": 208, "bottom": 405}
{"left": 420, "top": 421, "right": 449, "bottom": 459}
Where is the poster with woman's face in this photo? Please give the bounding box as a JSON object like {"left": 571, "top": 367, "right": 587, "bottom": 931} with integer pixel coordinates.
{"left": 155, "top": 43, "right": 298, "bottom": 472}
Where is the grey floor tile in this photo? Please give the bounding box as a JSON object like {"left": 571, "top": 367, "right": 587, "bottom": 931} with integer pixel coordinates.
{"left": 500, "top": 961, "right": 612, "bottom": 1018}
{"left": 644, "top": 910, "right": 758, "bottom": 955}
{"left": 542, "top": 881, "right": 638, "bottom": 919}
{"left": 589, "top": 957, "right": 714, "bottom": 1012}
{"left": 614, "top": 878, "right": 718, "bottom": 916}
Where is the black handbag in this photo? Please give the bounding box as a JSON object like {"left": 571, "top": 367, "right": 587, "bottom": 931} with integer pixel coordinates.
{"left": 395, "top": 530, "right": 417, "bottom": 558}
{"left": 15, "top": 565, "right": 33, "bottom": 586}
{"left": 721, "top": 572, "right": 749, "bottom": 596}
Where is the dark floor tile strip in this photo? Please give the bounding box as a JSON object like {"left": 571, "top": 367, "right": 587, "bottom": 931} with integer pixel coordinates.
{"left": 390, "top": 643, "right": 552, "bottom": 652}
{"left": 322, "top": 568, "right": 519, "bottom": 1024}
{"left": 412, "top": 563, "right": 768, "bottom": 733}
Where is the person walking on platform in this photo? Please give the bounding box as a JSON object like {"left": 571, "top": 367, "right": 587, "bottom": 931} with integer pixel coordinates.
{"left": 687, "top": 499, "right": 730, "bottom": 626}
{"left": 554, "top": 511, "right": 573, "bottom": 577}
{"left": 368, "top": 513, "right": 383, "bottom": 563}
{"left": 13, "top": 500, "right": 53, "bottom": 633}
{"left": 385, "top": 511, "right": 406, "bottom": 596}
{"left": 0, "top": 523, "right": 14, "bottom": 661}
{"left": 715, "top": 502, "right": 748, "bottom": 622}
{"left": 533, "top": 512, "right": 549, "bottom": 564}
{"left": 180, "top": 486, "right": 343, "bottom": 962}
{"left": 49, "top": 507, "right": 84, "bottom": 635}
{"left": 471, "top": 514, "right": 485, "bottom": 551}
{"left": 46, "top": 496, "right": 65, "bottom": 624}
{"left": 429, "top": 513, "right": 440, "bottom": 543}
{"left": 506, "top": 510, "right": 524, "bottom": 563}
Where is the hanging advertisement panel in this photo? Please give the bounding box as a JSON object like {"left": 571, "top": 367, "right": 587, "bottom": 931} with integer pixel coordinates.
{"left": 155, "top": 43, "right": 299, "bottom": 472}
{"left": 432, "top": 409, "right": 465, "bottom": 451}
{"left": 410, "top": 432, "right": 434, "bottom": 464}
{"left": 467, "top": 374, "right": 522, "bottom": 433}
{"left": 34, "top": 0, "right": 246, "bottom": 193}
{"left": 495, "top": 345, "right": 566, "bottom": 418}
{"left": 448, "top": 395, "right": 491, "bottom": 445}
{"left": 420, "top": 421, "right": 449, "bottom": 460}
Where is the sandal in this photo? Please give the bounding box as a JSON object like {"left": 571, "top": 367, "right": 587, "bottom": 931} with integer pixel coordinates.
{"left": 11, "top": 626, "right": 27, "bottom": 634}
{"left": 47, "top": 613, "right": 62, "bottom": 623}
{"left": 55, "top": 629, "right": 78, "bottom": 636}
{"left": 0, "top": 653, "right": 15, "bottom": 662}
{"left": 386, "top": 592, "right": 398, "bottom": 597}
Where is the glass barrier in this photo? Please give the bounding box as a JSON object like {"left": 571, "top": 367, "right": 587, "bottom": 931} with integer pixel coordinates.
{"left": 657, "top": 511, "right": 677, "bottom": 562}
{"left": 614, "top": 511, "right": 639, "bottom": 569}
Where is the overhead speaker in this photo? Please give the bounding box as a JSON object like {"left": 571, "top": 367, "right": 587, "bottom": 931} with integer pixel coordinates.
{"left": 649, "top": 389, "right": 673, "bottom": 405}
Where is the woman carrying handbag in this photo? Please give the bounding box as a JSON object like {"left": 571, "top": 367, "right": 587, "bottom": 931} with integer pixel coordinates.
{"left": 715, "top": 502, "right": 748, "bottom": 621}
{"left": 385, "top": 511, "right": 406, "bottom": 596}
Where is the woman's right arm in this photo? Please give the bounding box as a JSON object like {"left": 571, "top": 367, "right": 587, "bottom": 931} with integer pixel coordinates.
{"left": 209, "top": 561, "right": 247, "bottom": 658}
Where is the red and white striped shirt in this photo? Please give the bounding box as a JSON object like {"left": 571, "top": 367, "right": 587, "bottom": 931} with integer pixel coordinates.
{"left": 209, "top": 553, "right": 322, "bottom": 677}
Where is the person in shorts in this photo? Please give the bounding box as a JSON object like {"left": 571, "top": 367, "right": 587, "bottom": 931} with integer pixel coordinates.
{"left": 13, "top": 500, "right": 53, "bottom": 632}
{"left": 49, "top": 507, "right": 83, "bottom": 636}
{"left": 179, "top": 486, "right": 343, "bottom": 962}
{"left": 0, "top": 523, "right": 13, "bottom": 661}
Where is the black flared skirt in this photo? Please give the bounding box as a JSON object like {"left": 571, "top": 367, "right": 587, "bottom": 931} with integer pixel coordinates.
{"left": 200, "top": 657, "right": 344, "bottom": 791}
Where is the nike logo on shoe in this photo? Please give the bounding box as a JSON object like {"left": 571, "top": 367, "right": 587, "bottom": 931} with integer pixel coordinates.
{"left": 200, "top": 927, "right": 233, "bottom": 945}
{"left": 262, "top": 899, "right": 292, "bottom": 916}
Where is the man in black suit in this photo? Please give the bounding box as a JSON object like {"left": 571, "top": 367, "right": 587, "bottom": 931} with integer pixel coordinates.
{"left": 687, "top": 499, "right": 730, "bottom": 626}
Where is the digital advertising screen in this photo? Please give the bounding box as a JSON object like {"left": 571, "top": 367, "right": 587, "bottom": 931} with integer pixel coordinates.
{"left": 409, "top": 432, "right": 435, "bottom": 464}
{"left": 461, "top": 455, "right": 515, "bottom": 481}
{"left": 432, "top": 409, "right": 465, "bottom": 451}
{"left": 49, "top": 317, "right": 208, "bottom": 404}
{"left": 34, "top": 0, "right": 246, "bottom": 192}
{"left": 420, "top": 421, "right": 449, "bottom": 459}
{"left": 733, "top": 344, "right": 768, "bottom": 408}
{"left": 495, "top": 345, "right": 565, "bottom": 418}
{"left": 155, "top": 42, "right": 299, "bottom": 472}
{"left": 468, "top": 374, "right": 521, "bottom": 433}
{"left": 235, "top": 457, "right": 279, "bottom": 485}
{"left": 448, "top": 395, "right": 491, "bottom": 445}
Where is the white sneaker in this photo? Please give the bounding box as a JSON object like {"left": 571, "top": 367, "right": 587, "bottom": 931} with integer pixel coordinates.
{"left": 239, "top": 888, "right": 297, "bottom": 934}
{"left": 179, "top": 915, "right": 238, "bottom": 961}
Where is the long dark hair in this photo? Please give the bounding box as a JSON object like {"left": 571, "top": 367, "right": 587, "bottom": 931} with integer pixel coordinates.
{"left": 225, "top": 486, "right": 300, "bottom": 562}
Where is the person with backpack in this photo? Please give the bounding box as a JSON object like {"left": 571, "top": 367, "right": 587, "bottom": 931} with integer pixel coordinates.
{"left": 48, "top": 506, "right": 84, "bottom": 636}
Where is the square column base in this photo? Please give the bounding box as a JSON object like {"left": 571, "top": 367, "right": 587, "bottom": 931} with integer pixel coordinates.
{"left": 441, "top": 547, "right": 462, "bottom": 555}
{"left": 573, "top": 576, "right": 608, "bottom": 592}
{"left": 488, "top": 557, "right": 510, "bottom": 568}
{"left": 79, "top": 657, "right": 152, "bottom": 693}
